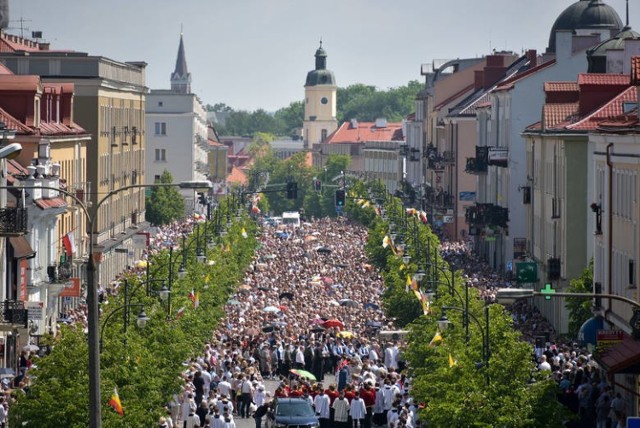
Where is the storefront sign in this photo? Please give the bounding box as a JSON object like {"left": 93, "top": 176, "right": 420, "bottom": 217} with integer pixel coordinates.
{"left": 596, "top": 329, "right": 624, "bottom": 353}
{"left": 25, "top": 301, "right": 44, "bottom": 321}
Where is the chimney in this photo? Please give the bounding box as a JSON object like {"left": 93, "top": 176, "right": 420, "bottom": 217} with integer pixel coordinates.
{"left": 38, "top": 42, "right": 50, "bottom": 51}
{"left": 526, "top": 49, "right": 537, "bottom": 68}
{"left": 482, "top": 55, "right": 507, "bottom": 89}
{"left": 474, "top": 70, "right": 484, "bottom": 90}
{"left": 555, "top": 30, "right": 573, "bottom": 62}
{"left": 60, "top": 84, "right": 74, "bottom": 126}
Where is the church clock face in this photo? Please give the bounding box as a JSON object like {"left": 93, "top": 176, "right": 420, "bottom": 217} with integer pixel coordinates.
{"left": 321, "top": 97, "right": 328, "bottom": 105}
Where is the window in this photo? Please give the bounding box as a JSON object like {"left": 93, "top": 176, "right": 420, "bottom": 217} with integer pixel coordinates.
{"left": 154, "top": 175, "right": 161, "bottom": 183}
{"left": 154, "top": 122, "right": 167, "bottom": 135}
{"left": 155, "top": 149, "right": 166, "bottom": 162}
{"left": 158, "top": 101, "right": 163, "bottom": 107}
{"left": 321, "top": 129, "right": 328, "bottom": 141}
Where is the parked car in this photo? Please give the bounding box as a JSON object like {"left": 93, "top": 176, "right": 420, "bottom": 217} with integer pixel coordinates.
{"left": 265, "top": 397, "right": 319, "bottom": 428}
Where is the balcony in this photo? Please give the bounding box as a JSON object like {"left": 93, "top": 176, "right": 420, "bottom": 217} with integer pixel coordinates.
{"left": 1, "top": 300, "right": 28, "bottom": 327}
{"left": 73, "top": 182, "right": 92, "bottom": 207}
{"left": 464, "top": 203, "right": 509, "bottom": 228}
{"left": 0, "top": 207, "right": 28, "bottom": 236}
{"left": 465, "top": 146, "right": 489, "bottom": 174}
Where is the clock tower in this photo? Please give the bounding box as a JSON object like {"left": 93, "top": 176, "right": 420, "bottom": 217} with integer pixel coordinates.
{"left": 304, "top": 41, "right": 337, "bottom": 149}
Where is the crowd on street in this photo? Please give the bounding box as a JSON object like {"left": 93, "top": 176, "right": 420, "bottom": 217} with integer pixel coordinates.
{"left": 163, "top": 216, "right": 420, "bottom": 428}
{"left": 10, "top": 211, "right": 630, "bottom": 428}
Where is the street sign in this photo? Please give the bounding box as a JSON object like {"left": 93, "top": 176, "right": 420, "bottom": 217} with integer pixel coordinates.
{"left": 540, "top": 283, "right": 556, "bottom": 300}
{"left": 516, "top": 262, "right": 538, "bottom": 283}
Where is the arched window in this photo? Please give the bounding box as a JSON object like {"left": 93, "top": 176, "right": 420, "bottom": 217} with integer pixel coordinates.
{"left": 321, "top": 129, "right": 328, "bottom": 141}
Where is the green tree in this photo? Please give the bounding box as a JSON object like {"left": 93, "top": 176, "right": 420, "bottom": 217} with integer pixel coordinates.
{"left": 145, "top": 170, "right": 185, "bottom": 226}
{"left": 338, "top": 81, "right": 423, "bottom": 122}
{"left": 565, "top": 259, "right": 594, "bottom": 338}
{"left": 274, "top": 101, "right": 304, "bottom": 138}
{"left": 10, "top": 207, "right": 258, "bottom": 427}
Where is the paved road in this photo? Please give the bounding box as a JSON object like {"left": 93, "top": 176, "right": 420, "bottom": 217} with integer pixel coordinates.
{"left": 234, "top": 374, "right": 336, "bottom": 428}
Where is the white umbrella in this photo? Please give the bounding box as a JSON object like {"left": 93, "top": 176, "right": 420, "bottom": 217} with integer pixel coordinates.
{"left": 262, "top": 306, "right": 281, "bottom": 313}
{"left": 23, "top": 344, "right": 39, "bottom": 352}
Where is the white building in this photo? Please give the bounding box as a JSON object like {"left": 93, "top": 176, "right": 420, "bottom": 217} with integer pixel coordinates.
{"left": 145, "top": 33, "right": 209, "bottom": 213}
{"left": 477, "top": 30, "right": 602, "bottom": 273}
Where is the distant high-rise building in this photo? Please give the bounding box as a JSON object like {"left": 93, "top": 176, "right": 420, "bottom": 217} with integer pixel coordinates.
{"left": 304, "top": 42, "right": 337, "bottom": 151}
{"left": 171, "top": 32, "right": 191, "bottom": 94}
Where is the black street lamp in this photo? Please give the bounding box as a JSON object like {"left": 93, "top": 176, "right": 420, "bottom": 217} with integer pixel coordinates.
{"left": 438, "top": 304, "right": 491, "bottom": 385}
{"left": 2, "top": 179, "right": 211, "bottom": 428}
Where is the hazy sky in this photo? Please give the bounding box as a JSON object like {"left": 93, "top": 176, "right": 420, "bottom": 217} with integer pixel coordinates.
{"left": 10, "top": 0, "right": 632, "bottom": 112}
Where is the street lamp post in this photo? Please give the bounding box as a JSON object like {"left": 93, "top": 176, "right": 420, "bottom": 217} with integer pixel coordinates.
{"left": 439, "top": 304, "right": 491, "bottom": 385}
{"left": 98, "top": 279, "right": 149, "bottom": 352}
{"left": 1, "top": 179, "right": 211, "bottom": 428}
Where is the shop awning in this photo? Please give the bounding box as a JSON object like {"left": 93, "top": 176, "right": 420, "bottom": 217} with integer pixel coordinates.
{"left": 594, "top": 333, "right": 640, "bottom": 374}
{"left": 9, "top": 236, "right": 36, "bottom": 259}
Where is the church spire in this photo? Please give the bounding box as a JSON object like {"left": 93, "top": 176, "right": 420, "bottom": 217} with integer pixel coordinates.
{"left": 171, "top": 31, "right": 191, "bottom": 94}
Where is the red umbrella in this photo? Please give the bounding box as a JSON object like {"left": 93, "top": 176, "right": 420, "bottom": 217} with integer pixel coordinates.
{"left": 279, "top": 305, "right": 288, "bottom": 312}
{"left": 322, "top": 319, "right": 344, "bottom": 329}
{"left": 322, "top": 276, "right": 334, "bottom": 285}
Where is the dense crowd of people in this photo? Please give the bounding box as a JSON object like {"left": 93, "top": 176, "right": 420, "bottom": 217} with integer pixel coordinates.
{"left": 439, "top": 238, "right": 630, "bottom": 428}
{"left": 29, "top": 212, "right": 631, "bottom": 428}
{"left": 165, "top": 217, "right": 420, "bottom": 428}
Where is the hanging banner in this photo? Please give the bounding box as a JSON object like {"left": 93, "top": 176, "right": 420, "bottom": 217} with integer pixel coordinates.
{"left": 132, "top": 232, "right": 150, "bottom": 249}
{"left": 59, "top": 277, "right": 81, "bottom": 298}
{"left": 19, "top": 259, "right": 28, "bottom": 301}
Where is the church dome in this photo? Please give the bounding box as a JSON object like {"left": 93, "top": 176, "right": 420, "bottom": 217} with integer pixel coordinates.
{"left": 587, "top": 26, "right": 640, "bottom": 72}
{"left": 547, "top": 0, "right": 623, "bottom": 53}
{"left": 305, "top": 42, "right": 336, "bottom": 87}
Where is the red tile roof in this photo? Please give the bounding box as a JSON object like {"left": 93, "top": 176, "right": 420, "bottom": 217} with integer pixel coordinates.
{"left": 567, "top": 86, "right": 637, "bottom": 130}
{"left": 434, "top": 83, "right": 475, "bottom": 111}
{"left": 0, "top": 107, "right": 34, "bottom": 134}
{"left": 39, "top": 121, "right": 87, "bottom": 136}
{"left": 578, "top": 73, "right": 629, "bottom": 86}
{"left": 0, "top": 75, "right": 40, "bottom": 91}
{"left": 0, "top": 63, "right": 13, "bottom": 75}
{"left": 325, "top": 121, "right": 404, "bottom": 144}
{"left": 494, "top": 59, "right": 556, "bottom": 91}
{"left": 543, "top": 103, "right": 579, "bottom": 129}
{"left": 227, "top": 166, "right": 248, "bottom": 185}
{"left": 34, "top": 197, "right": 67, "bottom": 210}
{"left": 544, "top": 81, "right": 579, "bottom": 92}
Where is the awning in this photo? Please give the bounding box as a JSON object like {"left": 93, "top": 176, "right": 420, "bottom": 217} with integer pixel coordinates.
{"left": 9, "top": 236, "right": 36, "bottom": 259}
{"left": 594, "top": 333, "right": 640, "bottom": 374}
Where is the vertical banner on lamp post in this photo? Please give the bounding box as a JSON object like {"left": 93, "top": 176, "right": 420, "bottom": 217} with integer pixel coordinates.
{"left": 19, "top": 259, "right": 28, "bottom": 301}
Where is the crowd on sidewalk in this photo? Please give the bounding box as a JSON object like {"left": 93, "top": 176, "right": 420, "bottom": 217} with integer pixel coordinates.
{"left": 439, "top": 239, "right": 632, "bottom": 428}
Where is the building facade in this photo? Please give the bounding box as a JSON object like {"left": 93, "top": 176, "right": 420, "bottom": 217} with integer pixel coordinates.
{"left": 0, "top": 48, "right": 149, "bottom": 289}
{"left": 146, "top": 34, "right": 209, "bottom": 213}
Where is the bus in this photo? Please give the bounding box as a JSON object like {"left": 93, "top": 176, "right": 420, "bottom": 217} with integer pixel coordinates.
{"left": 282, "top": 211, "right": 301, "bottom": 228}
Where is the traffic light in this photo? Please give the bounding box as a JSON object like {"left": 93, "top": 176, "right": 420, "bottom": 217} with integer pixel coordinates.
{"left": 197, "top": 192, "right": 207, "bottom": 205}
{"left": 547, "top": 257, "right": 561, "bottom": 280}
{"left": 335, "top": 189, "right": 346, "bottom": 206}
{"left": 313, "top": 179, "right": 322, "bottom": 192}
{"left": 286, "top": 182, "right": 298, "bottom": 200}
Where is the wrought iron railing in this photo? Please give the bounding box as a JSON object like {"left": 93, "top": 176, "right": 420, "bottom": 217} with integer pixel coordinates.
{"left": 0, "top": 207, "right": 28, "bottom": 236}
